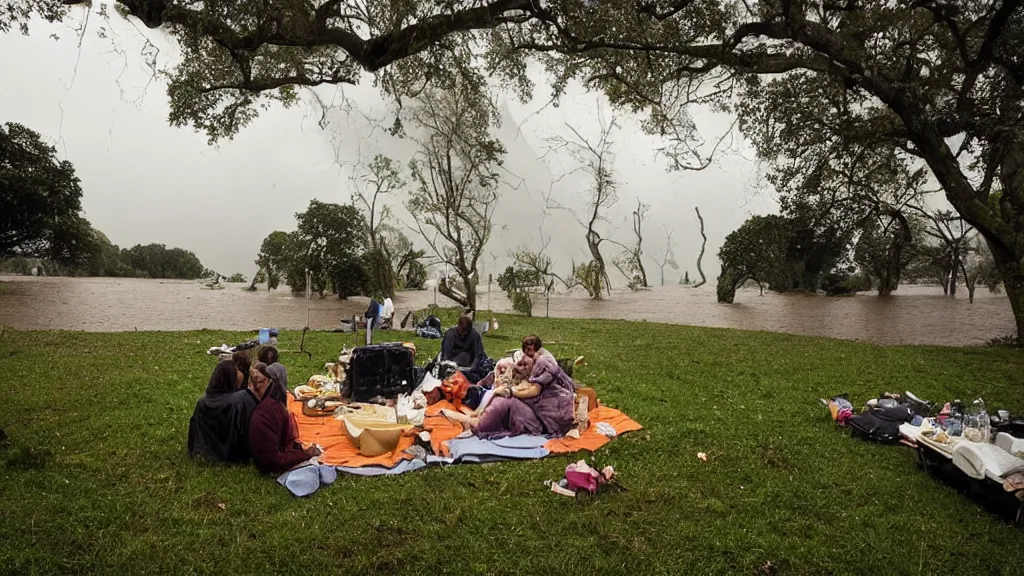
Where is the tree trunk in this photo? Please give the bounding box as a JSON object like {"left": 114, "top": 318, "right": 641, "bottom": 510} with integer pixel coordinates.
{"left": 958, "top": 260, "right": 976, "bottom": 304}
{"left": 693, "top": 206, "right": 707, "bottom": 288}
{"left": 586, "top": 230, "right": 610, "bottom": 299}
{"left": 988, "top": 240, "right": 1024, "bottom": 339}
{"left": 438, "top": 277, "right": 470, "bottom": 310}
{"left": 463, "top": 273, "right": 477, "bottom": 313}
{"left": 877, "top": 210, "right": 911, "bottom": 297}
{"left": 878, "top": 274, "right": 894, "bottom": 296}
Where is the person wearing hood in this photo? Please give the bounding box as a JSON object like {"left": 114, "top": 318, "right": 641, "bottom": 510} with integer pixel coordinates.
{"left": 441, "top": 315, "right": 487, "bottom": 371}
{"left": 248, "top": 362, "right": 321, "bottom": 474}
{"left": 188, "top": 358, "right": 260, "bottom": 463}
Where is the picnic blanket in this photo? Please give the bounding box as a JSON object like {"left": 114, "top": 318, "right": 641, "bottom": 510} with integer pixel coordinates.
{"left": 287, "top": 398, "right": 414, "bottom": 468}
{"left": 421, "top": 400, "right": 643, "bottom": 457}
{"left": 287, "top": 397, "right": 642, "bottom": 474}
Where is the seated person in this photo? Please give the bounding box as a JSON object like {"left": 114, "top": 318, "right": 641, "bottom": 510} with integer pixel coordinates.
{"left": 521, "top": 334, "right": 554, "bottom": 361}
{"left": 248, "top": 362, "right": 321, "bottom": 474}
{"left": 443, "top": 354, "right": 574, "bottom": 439}
{"left": 205, "top": 351, "right": 251, "bottom": 395}
{"left": 187, "top": 360, "right": 261, "bottom": 463}
{"left": 470, "top": 355, "right": 521, "bottom": 415}
{"left": 441, "top": 314, "right": 486, "bottom": 371}
{"left": 256, "top": 346, "right": 288, "bottom": 405}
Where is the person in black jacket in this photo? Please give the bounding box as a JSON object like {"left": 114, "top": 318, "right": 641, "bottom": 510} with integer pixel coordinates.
{"left": 441, "top": 315, "right": 486, "bottom": 370}
{"left": 187, "top": 377, "right": 259, "bottom": 463}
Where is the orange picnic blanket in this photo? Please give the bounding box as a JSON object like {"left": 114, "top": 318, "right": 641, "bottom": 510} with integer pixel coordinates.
{"left": 422, "top": 400, "right": 642, "bottom": 457}
{"left": 290, "top": 397, "right": 642, "bottom": 468}
{"left": 287, "top": 398, "right": 414, "bottom": 468}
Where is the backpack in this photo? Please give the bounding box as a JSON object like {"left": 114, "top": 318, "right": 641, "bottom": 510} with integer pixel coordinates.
{"left": 345, "top": 343, "right": 416, "bottom": 402}
{"left": 848, "top": 405, "right": 913, "bottom": 444}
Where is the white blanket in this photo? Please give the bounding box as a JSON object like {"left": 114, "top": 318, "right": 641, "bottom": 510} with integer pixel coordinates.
{"left": 995, "top": 432, "right": 1024, "bottom": 459}
{"left": 951, "top": 441, "right": 1024, "bottom": 480}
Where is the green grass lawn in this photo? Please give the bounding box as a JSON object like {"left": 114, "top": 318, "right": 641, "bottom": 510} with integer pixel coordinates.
{"left": 1, "top": 317, "right": 1023, "bottom": 575}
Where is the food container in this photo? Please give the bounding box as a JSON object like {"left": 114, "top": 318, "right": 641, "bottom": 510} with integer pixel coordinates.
{"left": 335, "top": 403, "right": 412, "bottom": 456}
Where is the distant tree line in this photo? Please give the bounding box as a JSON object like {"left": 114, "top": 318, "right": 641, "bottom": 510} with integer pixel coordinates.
{"left": 1, "top": 122, "right": 212, "bottom": 280}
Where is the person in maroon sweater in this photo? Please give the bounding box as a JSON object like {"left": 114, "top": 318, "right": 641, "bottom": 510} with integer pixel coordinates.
{"left": 248, "top": 363, "right": 322, "bottom": 474}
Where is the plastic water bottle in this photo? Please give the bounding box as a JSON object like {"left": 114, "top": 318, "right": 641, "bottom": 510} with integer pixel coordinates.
{"left": 964, "top": 398, "right": 991, "bottom": 443}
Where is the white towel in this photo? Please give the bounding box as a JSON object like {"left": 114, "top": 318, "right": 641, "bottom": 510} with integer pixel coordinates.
{"left": 899, "top": 423, "right": 922, "bottom": 441}
{"left": 418, "top": 372, "right": 442, "bottom": 392}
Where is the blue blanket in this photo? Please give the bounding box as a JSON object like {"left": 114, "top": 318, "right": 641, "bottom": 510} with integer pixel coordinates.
{"left": 277, "top": 435, "right": 554, "bottom": 495}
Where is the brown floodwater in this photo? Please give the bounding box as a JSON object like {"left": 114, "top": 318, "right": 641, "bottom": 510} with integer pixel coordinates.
{"left": 0, "top": 276, "right": 1016, "bottom": 346}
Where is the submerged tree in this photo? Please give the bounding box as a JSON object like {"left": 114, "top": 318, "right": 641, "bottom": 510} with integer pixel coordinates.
{"left": 853, "top": 211, "right": 920, "bottom": 296}
{"left": 513, "top": 232, "right": 578, "bottom": 296}
{"left": 654, "top": 225, "right": 679, "bottom": 287}
{"left": 614, "top": 199, "right": 650, "bottom": 290}
{"left": 913, "top": 209, "right": 975, "bottom": 297}
{"left": 496, "top": 265, "right": 540, "bottom": 317}
{"left": 717, "top": 215, "right": 792, "bottom": 304}
{"left": 962, "top": 236, "right": 1003, "bottom": 303}
{"left": 547, "top": 111, "right": 621, "bottom": 299}
{"left": 717, "top": 210, "right": 851, "bottom": 303}
{"left": 405, "top": 81, "right": 504, "bottom": 312}
{"left": 351, "top": 154, "right": 409, "bottom": 299}
{"left": 693, "top": 207, "right": 707, "bottom": 289}
{"left": 255, "top": 231, "right": 289, "bottom": 292}
{"left": 283, "top": 200, "right": 368, "bottom": 298}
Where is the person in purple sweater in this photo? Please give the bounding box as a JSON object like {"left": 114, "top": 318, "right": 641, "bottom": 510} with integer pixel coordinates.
{"left": 248, "top": 363, "right": 321, "bottom": 474}
{"left": 442, "top": 354, "right": 574, "bottom": 439}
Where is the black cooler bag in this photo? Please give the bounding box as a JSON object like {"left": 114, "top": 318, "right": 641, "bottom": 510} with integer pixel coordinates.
{"left": 347, "top": 343, "right": 416, "bottom": 402}
{"left": 848, "top": 405, "right": 913, "bottom": 444}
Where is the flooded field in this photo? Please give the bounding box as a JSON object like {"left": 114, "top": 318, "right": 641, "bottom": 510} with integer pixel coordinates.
{"left": 0, "top": 276, "right": 1015, "bottom": 346}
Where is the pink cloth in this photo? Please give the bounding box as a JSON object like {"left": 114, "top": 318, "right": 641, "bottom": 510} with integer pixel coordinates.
{"left": 564, "top": 461, "right": 606, "bottom": 494}
{"left": 837, "top": 408, "right": 853, "bottom": 425}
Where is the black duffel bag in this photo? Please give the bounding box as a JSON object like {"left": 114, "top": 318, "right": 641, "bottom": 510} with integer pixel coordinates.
{"left": 346, "top": 343, "right": 416, "bottom": 402}
{"left": 848, "top": 405, "right": 913, "bottom": 444}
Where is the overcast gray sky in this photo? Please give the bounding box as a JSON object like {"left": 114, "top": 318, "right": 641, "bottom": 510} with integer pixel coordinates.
{"left": 0, "top": 2, "right": 778, "bottom": 284}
